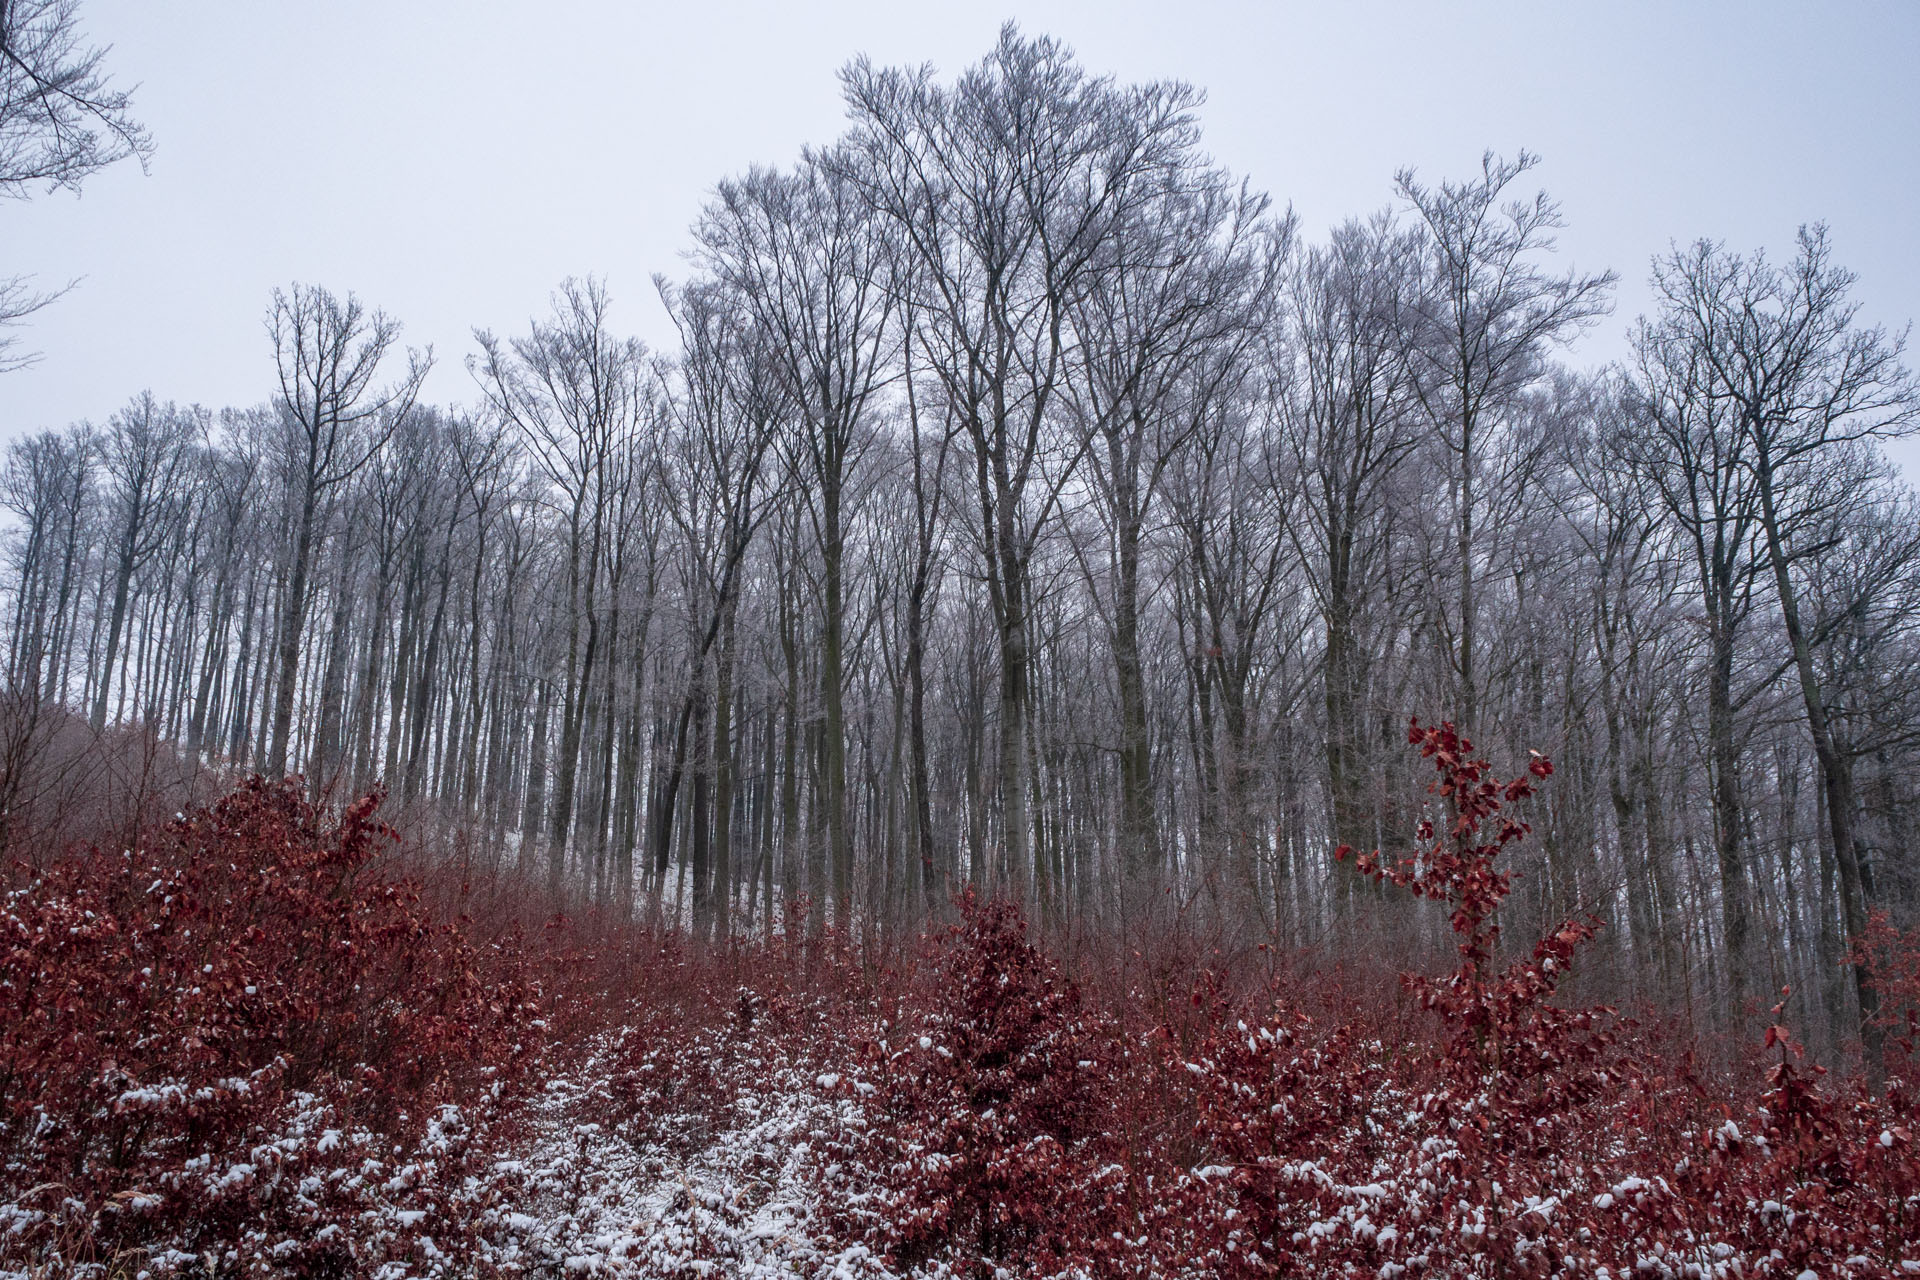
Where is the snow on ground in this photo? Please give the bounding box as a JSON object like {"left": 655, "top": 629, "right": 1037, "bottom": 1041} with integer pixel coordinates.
{"left": 490, "top": 1035, "right": 889, "bottom": 1279}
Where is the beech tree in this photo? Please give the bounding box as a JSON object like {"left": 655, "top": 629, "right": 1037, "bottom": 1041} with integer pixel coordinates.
{"left": 649, "top": 278, "right": 784, "bottom": 935}
{"left": 1644, "top": 227, "right": 1920, "bottom": 1049}
{"left": 1399, "top": 151, "right": 1613, "bottom": 732}
{"left": 264, "top": 284, "right": 427, "bottom": 779}
{"left": 1061, "top": 157, "right": 1282, "bottom": 888}
{"left": 1278, "top": 213, "right": 1425, "bottom": 907}
{"left": 474, "top": 278, "right": 647, "bottom": 891}
{"left": 89, "top": 393, "right": 196, "bottom": 732}
{"left": 695, "top": 149, "right": 897, "bottom": 923}
{"left": 843, "top": 26, "right": 1215, "bottom": 914}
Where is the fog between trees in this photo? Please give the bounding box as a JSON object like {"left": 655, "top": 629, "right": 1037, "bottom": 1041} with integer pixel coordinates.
{"left": 6, "top": 28, "right": 1919, "bottom": 1056}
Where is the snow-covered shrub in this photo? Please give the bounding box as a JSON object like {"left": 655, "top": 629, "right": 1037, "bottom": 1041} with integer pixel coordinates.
{"left": 1165, "top": 721, "right": 1920, "bottom": 1278}
{"left": 826, "top": 889, "right": 1126, "bottom": 1276}
{"left": 0, "top": 777, "right": 549, "bottom": 1273}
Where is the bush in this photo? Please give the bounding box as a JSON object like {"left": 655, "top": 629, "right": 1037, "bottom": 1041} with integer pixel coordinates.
{"left": 0, "top": 777, "right": 548, "bottom": 1274}
{"left": 807, "top": 727, "right": 1918, "bottom": 1275}
{"left": 1859, "top": 909, "right": 1920, "bottom": 1070}
{"left": 830, "top": 889, "right": 1126, "bottom": 1277}
{"left": 1165, "top": 721, "right": 1920, "bottom": 1278}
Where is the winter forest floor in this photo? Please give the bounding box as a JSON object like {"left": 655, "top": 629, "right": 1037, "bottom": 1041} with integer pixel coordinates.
{"left": 2, "top": 728, "right": 1919, "bottom": 1277}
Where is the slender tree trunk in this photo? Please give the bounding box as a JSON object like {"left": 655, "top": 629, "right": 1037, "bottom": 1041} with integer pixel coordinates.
{"left": 1755, "top": 465, "right": 1881, "bottom": 1068}
{"left": 406, "top": 561, "right": 453, "bottom": 802}
{"left": 309, "top": 554, "right": 355, "bottom": 796}
{"left": 1113, "top": 497, "right": 1157, "bottom": 882}
{"left": 268, "top": 479, "right": 321, "bottom": 778}
{"left": 549, "top": 567, "right": 596, "bottom": 892}
{"left": 90, "top": 530, "right": 139, "bottom": 733}
{"left": 520, "top": 674, "right": 553, "bottom": 875}
{"left": 906, "top": 577, "right": 937, "bottom": 908}
{"left": 1457, "top": 417, "right": 1477, "bottom": 734}
{"left": 822, "top": 479, "right": 852, "bottom": 924}
{"left": 689, "top": 676, "right": 712, "bottom": 937}
{"left": 1707, "top": 609, "right": 1752, "bottom": 1017}
{"left": 712, "top": 606, "right": 737, "bottom": 940}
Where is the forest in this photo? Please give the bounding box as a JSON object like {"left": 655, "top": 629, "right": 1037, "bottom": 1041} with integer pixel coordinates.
{"left": 2, "top": 9, "right": 1919, "bottom": 1277}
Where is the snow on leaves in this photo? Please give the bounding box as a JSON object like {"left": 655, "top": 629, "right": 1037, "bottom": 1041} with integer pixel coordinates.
{"left": 1, "top": 758, "right": 1916, "bottom": 1276}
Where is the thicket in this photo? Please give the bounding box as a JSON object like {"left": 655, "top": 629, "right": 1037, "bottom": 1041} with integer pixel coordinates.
{"left": 804, "top": 724, "right": 1920, "bottom": 1277}
{"left": 0, "top": 778, "right": 561, "bottom": 1274}
{"left": 1, "top": 726, "right": 1916, "bottom": 1276}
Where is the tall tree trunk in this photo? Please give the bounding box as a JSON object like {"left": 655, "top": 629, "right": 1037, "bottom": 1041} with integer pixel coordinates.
{"left": 1755, "top": 465, "right": 1881, "bottom": 1068}
{"left": 406, "top": 562, "right": 453, "bottom": 802}
{"left": 520, "top": 675, "right": 553, "bottom": 876}
{"left": 1707, "top": 611, "right": 1752, "bottom": 1018}
{"left": 822, "top": 480, "right": 852, "bottom": 925}
{"left": 712, "top": 606, "right": 737, "bottom": 940}
{"left": 1113, "top": 501, "right": 1157, "bottom": 883}
{"left": 906, "top": 576, "right": 937, "bottom": 909}
{"left": 550, "top": 602, "right": 598, "bottom": 894}
{"left": 267, "top": 481, "right": 320, "bottom": 778}
{"left": 90, "top": 532, "right": 138, "bottom": 733}
{"left": 308, "top": 555, "right": 355, "bottom": 796}
{"left": 689, "top": 680, "right": 712, "bottom": 937}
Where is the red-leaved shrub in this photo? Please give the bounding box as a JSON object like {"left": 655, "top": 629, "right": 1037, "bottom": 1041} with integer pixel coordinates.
{"left": 1161, "top": 721, "right": 1920, "bottom": 1278}
{"left": 1859, "top": 909, "right": 1920, "bottom": 1069}
{"left": 828, "top": 889, "right": 1127, "bottom": 1276}
{"left": 0, "top": 777, "right": 548, "bottom": 1274}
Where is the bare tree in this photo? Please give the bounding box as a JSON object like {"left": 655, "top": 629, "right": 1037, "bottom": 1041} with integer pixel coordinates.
{"left": 695, "top": 148, "right": 898, "bottom": 924}
{"left": 90, "top": 392, "right": 198, "bottom": 732}
{"left": 1657, "top": 226, "right": 1920, "bottom": 1057}
{"left": 843, "top": 25, "right": 1210, "bottom": 911}
{"left": 1561, "top": 375, "right": 1686, "bottom": 993}
{"left": 1, "top": 0, "right": 152, "bottom": 366}
{"left": 1630, "top": 245, "right": 1771, "bottom": 1017}
{"left": 1399, "top": 151, "right": 1613, "bottom": 731}
{"left": 1, "top": 422, "right": 90, "bottom": 695}
{"left": 473, "top": 277, "right": 647, "bottom": 892}
{"left": 1278, "top": 213, "right": 1425, "bottom": 904}
{"left": 265, "top": 283, "right": 428, "bottom": 779}
{"left": 0, "top": 421, "right": 90, "bottom": 853}
{"left": 0, "top": 0, "right": 148, "bottom": 196}
{"left": 648, "top": 278, "right": 785, "bottom": 932}
{"left": 1062, "top": 159, "right": 1282, "bottom": 886}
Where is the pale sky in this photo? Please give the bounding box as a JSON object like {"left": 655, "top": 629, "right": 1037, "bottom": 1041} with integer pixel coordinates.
{"left": 6, "top": 1, "right": 1919, "bottom": 472}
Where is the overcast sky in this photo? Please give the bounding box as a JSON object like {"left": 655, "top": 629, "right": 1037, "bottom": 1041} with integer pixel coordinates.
{"left": 6, "top": 1, "right": 1919, "bottom": 470}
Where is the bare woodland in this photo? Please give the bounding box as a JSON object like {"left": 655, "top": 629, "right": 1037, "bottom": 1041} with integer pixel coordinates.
{"left": 6, "top": 26, "right": 1920, "bottom": 1059}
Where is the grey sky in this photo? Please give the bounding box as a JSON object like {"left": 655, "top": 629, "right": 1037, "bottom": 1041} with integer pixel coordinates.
{"left": 6, "top": 1, "right": 1919, "bottom": 472}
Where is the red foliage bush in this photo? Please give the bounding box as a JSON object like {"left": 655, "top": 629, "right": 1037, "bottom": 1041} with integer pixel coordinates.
{"left": 790, "top": 725, "right": 1918, "bottom": 1276}
{"left": 0, "top": 777, "right": 549, "bottom": 1274}
{"left": 1161, "top": 721, "right": 1920, "bottom": 1278}
{"left": 799, "top": 723, "right": 1916, "bottom": 1276}
{"left": 1859, "top": 909, "right": 1920, "bottom": 1067}
{"left": 827, "top": 889, "right": 1128, "bottom": 1276}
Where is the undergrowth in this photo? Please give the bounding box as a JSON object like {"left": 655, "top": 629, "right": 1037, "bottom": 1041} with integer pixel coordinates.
{"left": 1, "top": 725, "right": 1915, "bottom": 1276}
